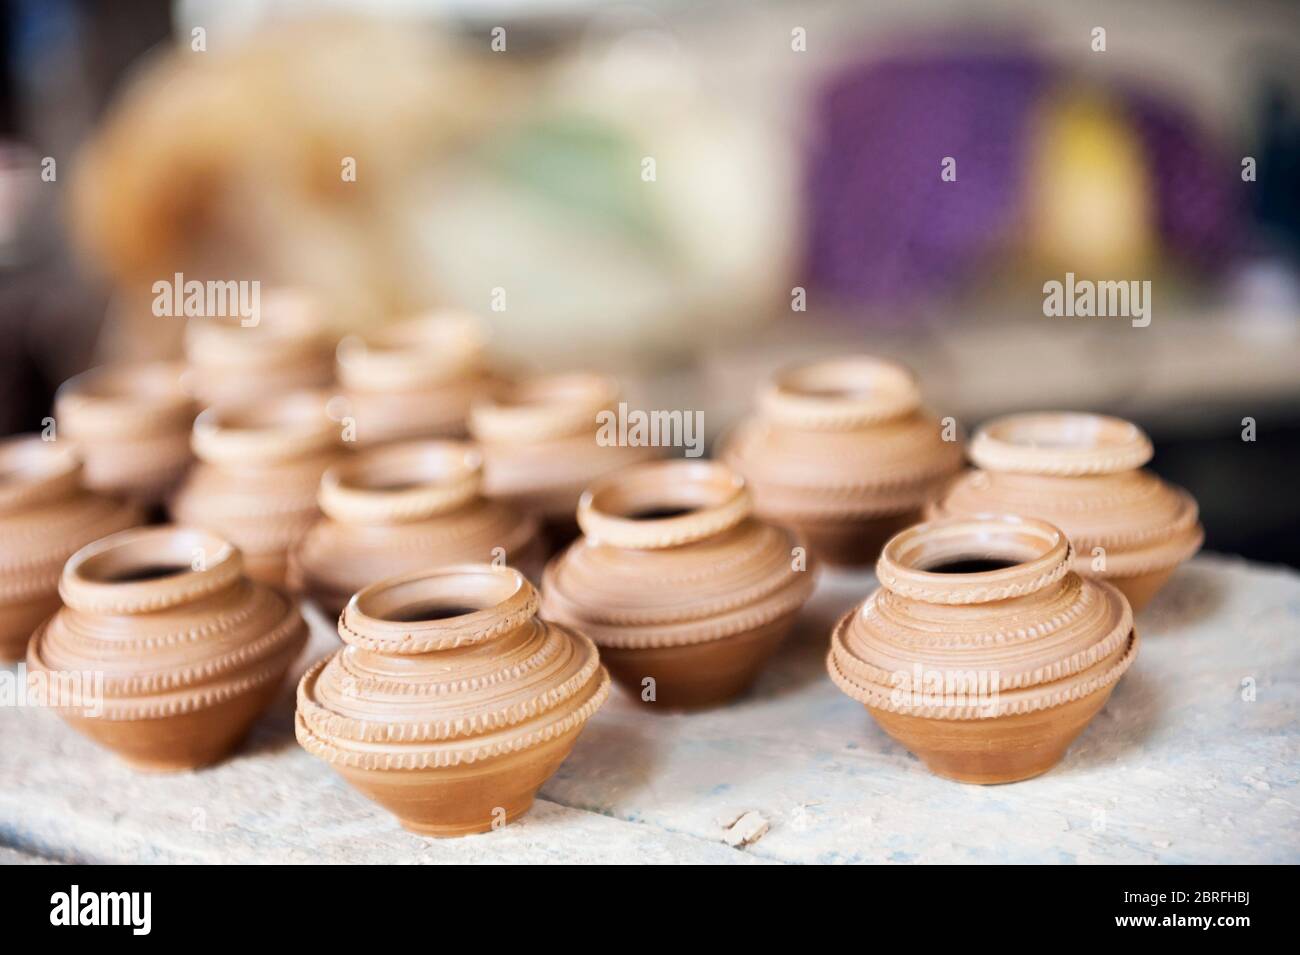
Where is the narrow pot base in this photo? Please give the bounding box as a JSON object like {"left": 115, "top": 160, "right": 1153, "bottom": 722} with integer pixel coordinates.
{"left": 1108, "top": 567, "right": 1177, "bottom": 613}
{"left": 867, "top": 683, "right": 1118, "bottom": 785}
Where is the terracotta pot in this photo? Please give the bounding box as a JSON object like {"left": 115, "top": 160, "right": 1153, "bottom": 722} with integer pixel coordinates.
{"left": 470, "top": 372, "right": 660, "bottom": 547}
{"left": 827, "top": 515, "right": 1138, "bottom": 784}
{"left": 0, "top": 437, "right": 142, "bottom": 661}
{"left": 290, "top": 441, "right": 545, "bottom": 616}
{"left": 54, "top": 361, "right": 196, "bottom": 507}
{"left": 27, "top": 525, "right": 307, "bottom": 771}
{"left": 929, "top": 412, "right": 1203, "bottom": 611}
{"left": 296, "top": 564, "right": 609, "bottom": 836}
{"left": 540, "top": 460, "right": 816, "bottom": 709}
{"left": 336, "top": 311, "right": 496, "bottom": 445}
{"left": 170, "top": 391, "right": 341, "bottom": 589}
{"left": 721, "top": 356, "right": 963, "bottom": 566}
{"left": 184, "top": 289, "right": 334, "bottom": 406}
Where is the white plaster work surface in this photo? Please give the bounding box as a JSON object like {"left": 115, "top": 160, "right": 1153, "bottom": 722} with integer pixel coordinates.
{"left": 1, "top": 555, "right": 1296, "bottom": 864}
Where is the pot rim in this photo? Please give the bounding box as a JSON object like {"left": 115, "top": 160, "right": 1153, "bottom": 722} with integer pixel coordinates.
{"left": 184, "top": 288, "right": 330, "bottom": 367}
{"left": 340, "top": 563, "right": 538, "bottom": 653}
{"left": 876, "top": 514, "right": 1073, "bottom": 604}
{"left": 577, "top": 459, "right": 752, "bottom": 549}
{"left": 59, "top": 524, "right": 242, "bottom": 615}
{"left": 336, "top": 310, "right": 487, "bottom": 391}
{"left": 470, "top": 371, "right": 618, "bottom": 444}
{"left": 55, "top": 361, "right": 194, "bottom": 436}
{"left": 318, "top": 440, "right": 482, "bottom": 523}
{"left": 759, "top": 355, "right": 921, "bottom": 431}
{"left": 0, "top": 434, "right": 83, "bottom": 512}
{"left": 192, "top": 389, "right": 338, "bottom": 465}
{"left": 969, "top": 412, "right": 1153, "bottom": 476}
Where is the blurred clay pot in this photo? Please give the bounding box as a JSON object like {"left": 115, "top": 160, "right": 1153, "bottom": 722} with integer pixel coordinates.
{"left": 0, "top": 437, "right": 141, "bottom": 661}
{"left": 171, "top": 391, "right": 341, "bottom": 589}
{"left": 541, "top": 460, "right": 816, "bottom": 709}
{"left": 929, "top": 412, "right": 1203, "bottom": 611}
{"left": 470, "top": 372, "right": 660, "bottom": 547}
{"left": 721, "top": 356, "right": 963, "bottom": 566}
{"left": 290, "top": 440, "right": 544, "bottom": 616}
{"left": 27, "top": 526, "right": 307, "bottom": 771}
{"left": 828, "top": 515, "right": 1137, "bottom": 784}
{"left": 54, "top": 361, "right": 196, "bottom": 508}
{"left": 296, "top": 564, "right": 608, "bottom": 836}
{"left": 184, "top": 289, "right": 334, "bottom": 406}
{"left": 336, "top": 311, "right": 496, "bottom": 445}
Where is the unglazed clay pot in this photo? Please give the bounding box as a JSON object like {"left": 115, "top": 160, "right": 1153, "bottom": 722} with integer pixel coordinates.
{"left": 336, "top": 311, "right": 496, "bottom": 445}
{"left": 27, "top": 526, "right": 307, "bottom": 771}
{"left": 470, "top": 372, "right": 660, "bottom": 546}
{"left": 0, "top": 437, "right": 141, "bottom": 661}
{"left": 296, "top": 564, "right": 609, "bottom": 836}
{"left": 929, "top": 412, "right": 1203, "bottom": 611}
{"left": 721, "top": 356, "right": 963, "bottom": 566}
{"left": 171, "top": 391, "right": 341, "bottom": 589}
{"left": 54, "top": 361, "right": 196, "bottom": 507}
{"left": 541, "top": 460, "right": 816, "bottom": 709}
{"left": 290, "top": 441, "right": 545, "bottom": 616}
{"left": 828, "top": 515, "right": 1137, "bottom": 784}
{"left": 184, "top": 289, "right": 334, "bottom": 406}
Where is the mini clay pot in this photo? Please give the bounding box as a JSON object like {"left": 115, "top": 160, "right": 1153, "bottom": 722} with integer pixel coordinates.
{"left": 54, "top": 361, "right": 196, "bottom": 507}
{"left": 541, "top": 460, "right": 816, "bottom": 709}
{"left": 296, "top": 564, "right": 609, "bottom": 836}
{"left": 827, "top": 515, "right": 1138, "bottom": 784}
{"left": 929, "top": 412, "right": 1204, "bottom": 611}
{"left": 336, "top": 311, "right": 496, "bottom": 445}
{"left": 170, "top": 391, "right": 341, "bottom": 589}
{"left": 184, "top": 289, "right": 335, "bottom": 406}
{"left": 27, "top": 525, "right": 308, "bottom": 771}
{"left": 721, "top": 356, "right": 964, "bottom": 566}
{"left": 290, "top": 441, "right": 545, "bottom": 616}
{"left": 470, "top": 372, "right": 660, "bottom": 546}
{"left": 0, "top": 436, "right": 141, "bottom": 661}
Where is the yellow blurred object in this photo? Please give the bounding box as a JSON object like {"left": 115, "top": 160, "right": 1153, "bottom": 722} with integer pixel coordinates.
{"left": 1025, "top": 90, "right": 1156, "bottom": 276}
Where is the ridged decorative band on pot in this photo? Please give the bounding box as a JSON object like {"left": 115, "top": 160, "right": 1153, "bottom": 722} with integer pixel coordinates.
{"left": 541, "top": 459, "right": 816, "bottom": 709}
{"left": 827, "top": 515, "right": 1138, "bottom": 784}
{"left": 0, "top": 436, "right": 142, "bottom": 660}
{"left": 290, "top": 440, "right": 544, "bottom": 615}
{"left": 295, "top": 563, "right": 609, "bottom": 837}
{"left": 929, "top": 412, "right": 1203, "bottom": 611}
{"left": 721, "top": 355, "right": 963, "bottom": 566}
{"left": 26, "top": 525, "right": 308, "bottom": 771}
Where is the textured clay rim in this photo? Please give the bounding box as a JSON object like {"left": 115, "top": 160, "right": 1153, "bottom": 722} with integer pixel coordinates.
{"left": 185, "top": 289, "right": 329, "bottom": 366}
{"left": 59, "top": 524, "right": 242, "bottom": 615}
{"left": 577, "top": 459, "right": 752, "bottom": 549}
{"left": 876, "top": 515, "right": 1073, "bottom": 605}
{"left": 55, "top": 361, "right": 193, "bottom": 435}
{"left": 340, "top": 563, "right": 538, "bottom": 654}
{"left": 969, "top": 412, "right": 1153, "bottom": 476}
{"left": 759, "top": 356, "right": 921, "bottom": 431}
{"left": 0, "top": 435, "right": 83, "bottom": 512}
{"left": 336, "top": 311, "right": 487, "bottom": 391}
{"left": 318, "top": 440, "right": 482, "bottom": 523}
{"left": 192, "top": 390, "right": 337, "bottom": 465}
{"left": 470, "top": 372, "right": 618, "bottom": 444}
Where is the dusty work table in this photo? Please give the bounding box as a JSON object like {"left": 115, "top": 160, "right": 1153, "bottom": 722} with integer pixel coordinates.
{"left": 2, "top": 554, "right": 1297, "bottom": 864}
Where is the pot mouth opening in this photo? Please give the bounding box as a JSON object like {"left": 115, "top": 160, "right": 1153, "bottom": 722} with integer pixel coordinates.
{"left": 353, "top": 565, "right": 525, "bottom": 626}
{"left": 918, "top": 557, "right": 1022, "bottom": 575}
{"left": 762, "top": 356, "right": 921, "bottom": 429}
{"left": 320, "top": 441, "right": 481, "bottom": 521}
{"left": 577, "top": 460, "right": 751, "bottom": 549}
{"left": 971, "top": 413, "right": 1152, "bottom": 475}
{"left": 61, "top": 526, "right": 240, "bottom": 613}
{"left": 64, "top": 362, "right": 189, "bottom": 404}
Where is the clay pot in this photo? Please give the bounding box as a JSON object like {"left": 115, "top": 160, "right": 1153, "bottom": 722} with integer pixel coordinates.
{"left": 721, "top": 356, "right": 964, "bottom": 566}
{"left": 336, "top": 311, "right": 496, "bottom": 445}
{"left": 171, "top": 391, "right": 341, "bottom": 589}
{"left": 296, "top": 564, "right": 609, "bottom": 836}
{"left": 929, "top": 412, "right": 1203, "bottom": 611}
{"left": 54, "top": 361, "right": 196, "bottom": 507}
{"left": 470, "top": 372, "right": 660, "bottom": 546}
{"left": 290, "top": 441, "right": 545, "bottom": 616}
{"left": 27, "top": 525, "right": 308, "bottom": 771}
{"left": 0, "top": 437, "right": 141, "bottom": 661}
{"left": 540, "top": 460, "right": 816, "bottom": 709}
{"left": 184, "top": 289, "right": 334, "bottom": 406}
{"left": 827, "top": 515, "right": 1138, "bottom": 784}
